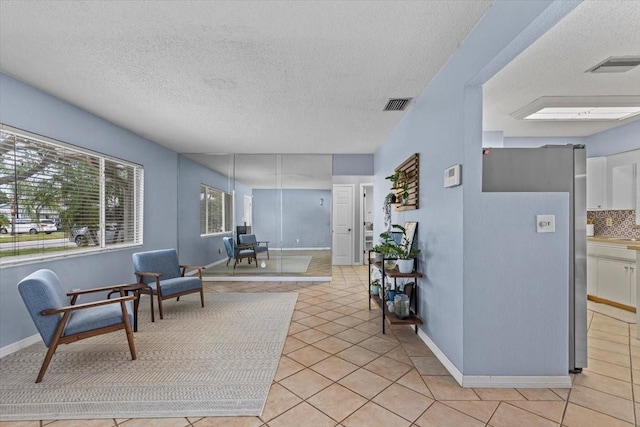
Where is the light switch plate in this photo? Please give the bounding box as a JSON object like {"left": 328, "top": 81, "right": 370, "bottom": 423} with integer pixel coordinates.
{"left": 536, "top": 215, "right": 555, "bottom": 233}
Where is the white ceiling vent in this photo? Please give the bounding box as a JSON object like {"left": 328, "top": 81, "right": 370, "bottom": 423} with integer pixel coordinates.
{"left": 384, "top": 98, "right": 412, "bottom": 111}
{"left": 586, "top": 56, "right": 640, "bottom": 73}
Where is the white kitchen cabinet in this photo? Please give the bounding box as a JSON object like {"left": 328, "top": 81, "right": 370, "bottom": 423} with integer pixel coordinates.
{"left": 597, "top": 258, "right": 634, "bottom": 306}
{"left": 587, "top": 242, "right": 636, "bottom": 309}
{"left": 587, "top": 157, "right": 606, "bottom": 210}
{"left": 610, "top": 163, "right": 636, "bottom": 210}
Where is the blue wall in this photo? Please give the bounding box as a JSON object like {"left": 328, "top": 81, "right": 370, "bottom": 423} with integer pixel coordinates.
{"left": 0, "top": 73, "right": 181, "bottom": 348}
{"left": 585, "top": 120, "right": 640, "bottom": 157}
{"left": 333, "top": 154, "right": 374, "bottom": 176}
{"left": 177, "top": 156, "right": 253, "bottom": 266}
{"left": 252, "top": 189, "right": 331, "bottom": 248}
{"left": 500, "top": 120, "right": 639, "bottom": 157}
{"left": 375, "top": 0, "right": 578, "bottom": 376}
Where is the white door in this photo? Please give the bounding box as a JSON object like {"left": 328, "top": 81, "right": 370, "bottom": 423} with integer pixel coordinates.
{"left": 332, "top": 184, "right": 354, "bottom": 265}
{"left": 243, "top": 195, "right": 252, "bottom": 226}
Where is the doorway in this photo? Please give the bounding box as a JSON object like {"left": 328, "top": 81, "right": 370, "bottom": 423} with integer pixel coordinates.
{"left": 332, "top": 184, "right": 354, "bottom": 265}
{"left": 361, "top": 184, "right": 373, "bottom": 264}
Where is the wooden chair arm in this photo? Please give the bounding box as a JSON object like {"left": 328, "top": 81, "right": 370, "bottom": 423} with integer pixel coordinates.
{"left": 180, "top": 265, "right": 204, "bottom": 270}
{"left": 67, "top": 283, "right": 139, "bottom": 296}
{"left": 257, "top": 241, "right": 269, "bottom": 245}
{"left": 180, "top": 264, "right": 204, "bottom": 278}
{"left": 237, "top": 244, "right": 256, "bottom": 250}
{"left": 41, "top": 295, "right": 134, "bottom": 315}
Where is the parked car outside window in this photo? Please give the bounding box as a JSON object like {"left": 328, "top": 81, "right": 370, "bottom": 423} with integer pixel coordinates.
{"left": 70, "top": 223, "right": 121, "bottom": 246}
{"left": 39, "top": 219, "right": 57, "bottom": 234}
{"left": 0, "top": 219, "right": 40, "bottom": 234}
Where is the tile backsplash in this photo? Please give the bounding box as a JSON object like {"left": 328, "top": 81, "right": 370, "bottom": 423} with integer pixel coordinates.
{"left": 587, "top": 210, "right": 640, "bottom": 239}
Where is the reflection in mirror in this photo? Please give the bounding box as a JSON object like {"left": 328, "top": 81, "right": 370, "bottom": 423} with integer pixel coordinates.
{"left": 636, "top": 163, "right": 640, "bottom": 225}
{"left": 182, "top": 153, "right": 332, "bottom": 278}
{"left": 403, "top": 221, "right": 418, "bottom": 252}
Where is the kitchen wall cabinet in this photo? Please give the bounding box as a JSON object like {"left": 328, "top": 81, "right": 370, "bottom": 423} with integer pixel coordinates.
{"left": 610, "top": 163, "right": 636, "bottom": 210}
{"left": 587, "top": 157, "right": 606, "bottom": 210}
{"left": 587, "top": 242, "right": 636, "bottom": 310}
{"left": 587, "top": 150, "right": 639, "bottom": 211}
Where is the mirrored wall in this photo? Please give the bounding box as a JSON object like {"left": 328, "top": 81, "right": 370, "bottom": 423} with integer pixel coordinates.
{"left": 180, "top": 153, "right": 332, "bottom": 278}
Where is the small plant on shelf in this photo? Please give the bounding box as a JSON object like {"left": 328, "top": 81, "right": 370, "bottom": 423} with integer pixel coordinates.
{"left": 385, "top": 171, "right": 401, "bottom": 188}
{"left": 400, "top": 183, "right": 410, "bottom": 205}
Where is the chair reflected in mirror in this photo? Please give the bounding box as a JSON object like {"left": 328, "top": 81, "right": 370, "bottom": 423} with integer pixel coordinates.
{"left": 223, "top": 236, "right": 258, "bottom": 268}
{"left": 238, "top": 234, "right": 270, "bottom": 259}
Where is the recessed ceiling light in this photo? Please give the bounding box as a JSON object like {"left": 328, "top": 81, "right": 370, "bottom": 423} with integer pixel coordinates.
{"left": 511, "top": 96, "right": 640, "bottom": 122}
{"left": 586, "top": 56, "right": 640, "bottom": 73}
{"left": 524, "top": 106, "right": 640, "bottom": 121}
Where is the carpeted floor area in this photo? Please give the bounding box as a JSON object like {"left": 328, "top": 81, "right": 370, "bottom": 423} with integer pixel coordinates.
{"left": 0, "top": 292, "right": 297, "bottom": 421}
{"left": 204, "top": 250, "right": 332, "bottom": 277}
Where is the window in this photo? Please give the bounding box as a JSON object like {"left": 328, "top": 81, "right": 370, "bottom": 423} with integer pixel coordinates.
{"left": 0, "top": 125, "right": 144, "bottom": 264}
{"left": 200, "top": 184, "right": 232, "bottom": 235}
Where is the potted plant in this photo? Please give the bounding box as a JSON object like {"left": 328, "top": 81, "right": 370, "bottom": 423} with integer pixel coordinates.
{"left": 371, "top": 278, "right": 381, "bottom": 296}
{"left": 370, "top": 244, "right": 385, "bottom": 262}
{"left": 389, "top": 224, "right": 420, "bottom": 273}
{"left": 400, "top": 183, "right": 410, "bottom": 205}
{"left": 385, "top": 171, "right": 401, "bottom": 188}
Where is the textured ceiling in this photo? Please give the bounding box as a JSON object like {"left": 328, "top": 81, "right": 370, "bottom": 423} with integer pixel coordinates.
{"left": 0, "top": 0, "right": 492, "bottom": 155}
{"left": 483, "top": 0, "right": 640, "bottom": 137}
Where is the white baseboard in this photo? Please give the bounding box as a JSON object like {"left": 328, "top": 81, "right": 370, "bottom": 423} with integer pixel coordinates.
{"left": 415, "top": 327, "right": 572, "bottom": 389}
{"left": 0, "top": 334, "right": 41, "bottom": 358}
{"left": 278, "top": 247, "right": 331, "bottom": 251}
{"left": 203, "top": 276, "right": 331, "bottom": 282}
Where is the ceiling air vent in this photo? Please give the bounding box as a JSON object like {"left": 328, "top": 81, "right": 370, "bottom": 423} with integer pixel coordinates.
{"left": 587, "top": 56, "right": 640, "bottom": 73}
{"left": 384, "top": 98, "right": 412, "bottom": 111}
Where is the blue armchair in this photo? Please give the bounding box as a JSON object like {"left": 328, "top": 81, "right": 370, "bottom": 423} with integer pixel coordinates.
{"left": 223, "top": 236, "right": 257, "bottom": 268}
{"left": 132, "top": 248, "right": 204, "bottom": 322}
{"left": 18, "top": 269, "right": 136, "bottom": 383}
{"left": 238, "top": 234, "right": 270, "bottom": 259}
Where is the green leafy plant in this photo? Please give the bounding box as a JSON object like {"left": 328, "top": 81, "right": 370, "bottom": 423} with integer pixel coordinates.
{"left": 400, "top": 183, "right": 409, "bottom": 204}
{"left": 379, "top": 224, "right": 420, "bottom": 259}
{"left": 385, "top": 171, "right": 401, "bottom": 188}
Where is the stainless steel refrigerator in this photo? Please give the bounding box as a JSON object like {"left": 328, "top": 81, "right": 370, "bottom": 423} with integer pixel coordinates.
{"left": 482, "top": 144, "right": 587, "bottom": 373}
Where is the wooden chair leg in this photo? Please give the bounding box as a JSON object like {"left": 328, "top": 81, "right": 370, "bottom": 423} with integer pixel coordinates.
{"left": 200, "top": 288, "right": 205, "bottom": 307}
{"left": 120, "top": 301, "right": 137, "bottom": 360}
{"left": 149, "top": 291, "right": 155, "bottom": 323}
{"left": 157, "top": 294, "right": 164, "bottom": 319}
{"left": 36, "top": 341, "right": 59, "bottom": 383}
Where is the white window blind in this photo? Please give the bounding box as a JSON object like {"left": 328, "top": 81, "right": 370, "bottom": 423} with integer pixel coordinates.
{"left": 0, "top": 125, "right": 143, "bottom": 264}
{"left": 200, "top": 184, "right": 233, "bottom": 235}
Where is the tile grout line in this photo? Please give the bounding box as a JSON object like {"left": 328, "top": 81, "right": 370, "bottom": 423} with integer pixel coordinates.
{"left": 629, "top": 321, "right": 637, "bottom": 426}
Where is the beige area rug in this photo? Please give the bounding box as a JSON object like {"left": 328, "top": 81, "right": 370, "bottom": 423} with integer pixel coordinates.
{"left": 204, "top": 255, "right": 312, "bottom": 275}
{"left": 0, "top": 292, "right": 297, "bottom": 421}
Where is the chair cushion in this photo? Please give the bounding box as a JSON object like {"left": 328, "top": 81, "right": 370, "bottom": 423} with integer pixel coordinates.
{"left": 64, "top": 301, "right": 134, "bottom": 337}
{"left": 238, "top": 249, "right": 255, "bottom": 258}
{"left": 150, "top": 276, "right": 202, "bottom": 297}
{"left": 132, "top": 249, "right": 181, "bottom": 284}
{"left": 18, "top": 269, "right": 70, "bottom": 347}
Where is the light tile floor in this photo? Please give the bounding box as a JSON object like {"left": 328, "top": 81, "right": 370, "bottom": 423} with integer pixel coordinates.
{"left": 1, "top": 265, "right": 637, "bottom": 426}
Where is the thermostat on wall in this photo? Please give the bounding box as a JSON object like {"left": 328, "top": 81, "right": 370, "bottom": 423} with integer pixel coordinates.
{"left": 444, "top": 164, "right": 461, "bottom": 188}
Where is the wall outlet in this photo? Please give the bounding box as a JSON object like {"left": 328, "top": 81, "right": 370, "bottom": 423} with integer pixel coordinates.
{"left": 606, "top": 217, "right": 613, "bottom": 227}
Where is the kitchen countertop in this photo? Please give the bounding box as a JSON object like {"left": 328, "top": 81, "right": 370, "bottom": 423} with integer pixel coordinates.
{"left": 587, "top": 236, "right": 640, "bottom": 246}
